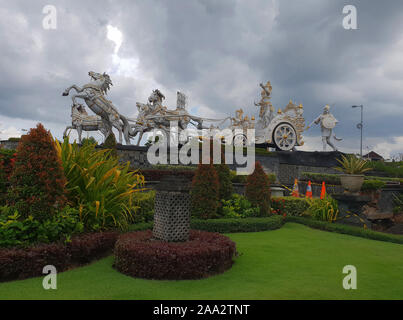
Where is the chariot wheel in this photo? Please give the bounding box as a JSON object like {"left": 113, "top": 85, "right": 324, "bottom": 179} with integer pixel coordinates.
{"left": 233, "top": 133, "right": 248, "bottom": 147}
{"left": 273, "top": 123, "right": 297, "bottom": 151}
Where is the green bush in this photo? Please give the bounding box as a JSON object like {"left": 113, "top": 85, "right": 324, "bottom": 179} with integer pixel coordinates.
{"left": 55, "top": 138, "right": 145, "bottom": 231}
{"left": 0, "top": 206, "right": 83, "bottom": 248}
{"left": 220, "top": 194, "right": 260, "bottom": 218}
{"left": 368, "top": 161, "right": 403, "bottom": 178}
{"left": 361, "top": 179, "right": 386, "bottom": 192}
{"left": 9, "top": 124, "right": 67, "bottom": 221}
{"left": 131, "top": 190, "right": 155, "bottom": 223}
{"left": 191, "top": 163, "right": 220, "bottom": 219}
{"left": 285, "top": 216, "right": 403, "bottom": 245}
{"left": 245, "top": 161, "right": 271, "bottom": 216}
{"left": 271, "top": 196, "right": 310, "bottom": 216}
{"left": 81, "top": 137, "right": 98, "bottom": 146}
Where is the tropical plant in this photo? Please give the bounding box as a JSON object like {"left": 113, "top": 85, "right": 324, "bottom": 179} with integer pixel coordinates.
{"left": 245, "top": 161, "right": 271, "bottom": 216}
{"left": 8, "top": 124, "right": 67, "bottom": 221}
{"left": 191, "top": 163, "right": 220, "bottom": 219}
{"left": 220, "top": 193, "right": 260, "bottom": 218}
{"left": 55, "top": 138, "right": 145, "bottom": 231}
{"left": 335, "top": 154, "right": 372, "bottom": 175}
{"left": 306, "top": 196, "right": 339, "bottom": 222}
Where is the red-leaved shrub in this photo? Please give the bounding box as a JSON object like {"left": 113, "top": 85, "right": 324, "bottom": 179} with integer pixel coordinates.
{"left": 114, "top": 230, "right": 236, "bottom": 280}
{"left": 191, "top": 163, "right": 220, "bottom": 219}
{"left": 8, "top": 123, "right": 67, "bottom": 221}
{"left": 0, "top": 231, "right": 118, "bottom": 282}
{"left": 245, "top": 161, "right": 271, "bottom": 216}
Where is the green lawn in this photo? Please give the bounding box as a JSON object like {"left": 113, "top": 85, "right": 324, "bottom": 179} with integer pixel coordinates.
{"left": 1, "top": 223, "right": 403, "bottom": 300}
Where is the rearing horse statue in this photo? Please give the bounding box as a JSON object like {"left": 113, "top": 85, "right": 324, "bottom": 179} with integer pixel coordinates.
{"left": 62, "top": 71, "right": 131, "bottom": 144}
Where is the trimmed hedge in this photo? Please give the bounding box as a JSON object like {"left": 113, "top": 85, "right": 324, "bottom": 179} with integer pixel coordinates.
{"left": 285, "top": 216, "right": 403, "bottom": 245}
{"left": 127, "top": 215, "right": 284, "bottom": 233}
{"left": 0, "top": 231, "right": 118, "bottom": 282}
{"left": 114, "top": 230, "right": 236, "bottom": 280}
{"left": 271, "top": 196, "right": 310, "bottom": 216}
{"left": 191, "top": 216, "right": 284, "bottom": 233}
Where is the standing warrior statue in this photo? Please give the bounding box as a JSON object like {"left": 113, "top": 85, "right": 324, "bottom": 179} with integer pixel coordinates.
{"left": 306, "top": 105, "right": 342, "bottom": 151}
{"left": 254, "top": 81, "right": 275, "bottom": 128}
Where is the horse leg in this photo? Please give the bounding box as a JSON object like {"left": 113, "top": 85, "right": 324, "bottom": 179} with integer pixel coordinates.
{"left": 137, "top": 132, "right": 143, "bottom": 146}
{"left": 77, "top": 126, "right": 82, "bottom": 144}
{"left": 71, "top": 92, "right": 89, "bottom": 106}
{"left": 63, "top": 126, "right": 73, "bottom": 138}
{"left": 62, "top": 85, "right": 83, "bottom": 97}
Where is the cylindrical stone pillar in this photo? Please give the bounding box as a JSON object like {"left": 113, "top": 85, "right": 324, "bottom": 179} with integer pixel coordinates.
{"left": 153, "top": 175, "right": 191, "bottom": 242}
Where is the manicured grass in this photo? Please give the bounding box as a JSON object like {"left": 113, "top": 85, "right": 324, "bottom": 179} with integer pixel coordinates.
{"left": 1, "top": 223, "right": 403, "bottom": 299}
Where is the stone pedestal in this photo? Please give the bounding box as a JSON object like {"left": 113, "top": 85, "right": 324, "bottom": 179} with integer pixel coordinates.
{"left": 333, "top": 193, "right": 372, "bottom": 228}
{"left": 153, "top": 175, "right": 191, "bottom": 242}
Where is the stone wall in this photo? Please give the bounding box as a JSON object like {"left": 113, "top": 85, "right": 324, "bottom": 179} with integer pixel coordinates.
{"left": 0, "top": 140, "right": 19, "bottom": 150}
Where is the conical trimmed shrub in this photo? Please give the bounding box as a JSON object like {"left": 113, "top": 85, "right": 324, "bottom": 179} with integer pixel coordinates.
{"left": 9, "top": 123, "right": 67, "bottom": 221}
{"left": 245, "top": 161, "right": 271, "bottom": 216}
{"left": 191, "top": 163, "right": 219, "bottom": 219}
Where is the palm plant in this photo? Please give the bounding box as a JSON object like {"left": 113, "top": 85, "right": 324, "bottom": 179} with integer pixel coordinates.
{"left": 54, "top": 138, "right": 145, "bottom": 230}
{"left": 334, "top": 154, "right": 372, "bottom": 175}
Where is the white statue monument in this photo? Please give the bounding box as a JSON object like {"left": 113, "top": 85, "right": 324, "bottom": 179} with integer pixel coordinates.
{"left": 306, "top": 105, "right": 342, "bottom": 151}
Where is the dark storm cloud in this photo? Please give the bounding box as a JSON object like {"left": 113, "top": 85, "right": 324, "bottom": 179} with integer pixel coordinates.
{"left": 0, "top": 0, "right": 402, "bottom": 155}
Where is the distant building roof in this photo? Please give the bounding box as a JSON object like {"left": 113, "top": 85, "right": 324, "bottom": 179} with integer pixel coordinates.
{"left": 363, "top": 151, "right": 384, "bottom": 161}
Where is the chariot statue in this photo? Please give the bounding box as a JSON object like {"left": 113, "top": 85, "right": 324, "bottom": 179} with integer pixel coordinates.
{"left": 227, "top": 82, "right": 306, "bottom": 150}
{"left": 62, "top": 72, "right": 306, "bottom": 151}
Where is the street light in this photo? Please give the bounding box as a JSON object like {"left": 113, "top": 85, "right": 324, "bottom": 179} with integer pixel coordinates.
{"left": 352, "top": 105, "right": 363, "bottom": 158}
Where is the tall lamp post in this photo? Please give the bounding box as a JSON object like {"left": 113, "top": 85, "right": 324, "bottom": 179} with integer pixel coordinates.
{"left": 352, "top": 105, "right": 363, "bottom": 158}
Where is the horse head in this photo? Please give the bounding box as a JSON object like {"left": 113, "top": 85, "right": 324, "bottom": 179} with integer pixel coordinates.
{"left": 88, "top": 71, "right": 113, "bottom": 95}
{"left": 148, "top": 89, "right": 165, "bottom": 105}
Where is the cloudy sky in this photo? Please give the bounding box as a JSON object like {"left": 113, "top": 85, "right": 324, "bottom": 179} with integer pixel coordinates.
{"left": 0, "top": 0, "right": 402, "bottom": 158}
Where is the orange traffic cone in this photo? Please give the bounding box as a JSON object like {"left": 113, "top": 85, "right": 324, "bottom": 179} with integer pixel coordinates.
{"left": 306, "top": 181, "right": 313, "bottom": 198}
{"left": 320, "top": 181, "right": 326, "bottom": 199}
{"left": 291, "top": 179, "right": 299, "bottom": 197}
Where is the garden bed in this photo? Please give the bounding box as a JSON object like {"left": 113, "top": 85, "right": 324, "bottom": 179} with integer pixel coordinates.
{"left": 0, "top": 231, "right": 118, "bottom": 282}
{"left": 114, "top": 230, "right": 236, "bottom": 280}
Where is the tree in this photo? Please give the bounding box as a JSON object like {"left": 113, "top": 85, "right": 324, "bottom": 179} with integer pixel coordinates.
{"left": 245, "top": 161, "right": 271, "bottom": 216}
{"left": 9, "top": 123, "right": 67, "bottom": 221}
{"left": 214, "top": 163, "right": 233, "bottom": 201}
{"left": 191, "top": 163, "right": 220, "bottom": 219}
{"left": 103, "top": 132, "right": 118, "bottom": 158}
